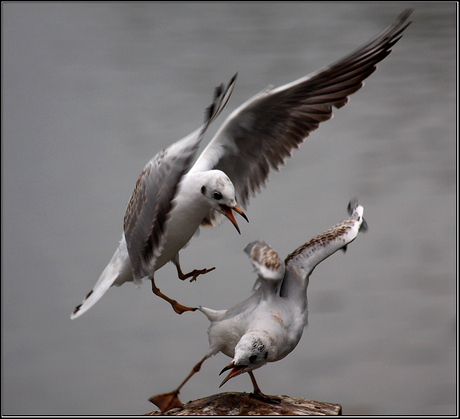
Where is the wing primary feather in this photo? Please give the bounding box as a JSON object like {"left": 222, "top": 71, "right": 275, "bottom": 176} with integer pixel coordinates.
{"left": 189, "top": 10, "right": 412, "bottom": 209}
{"left": 280, "top": 200, "right": 367, "bottom": 298}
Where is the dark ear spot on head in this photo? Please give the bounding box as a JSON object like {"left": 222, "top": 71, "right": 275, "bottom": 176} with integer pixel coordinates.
{"left": 201, "top": 186, "right": 206, "bottom": 195}
{"left": 249, "top": 354, "right": 257, "bottom": 363}
{"left": 263, "top": 352, "right": 268, "bottom": 360}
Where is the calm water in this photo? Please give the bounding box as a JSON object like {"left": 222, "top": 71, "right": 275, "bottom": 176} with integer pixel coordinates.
{"left": 2, "top": 2, "right": 456, "bottom": 415}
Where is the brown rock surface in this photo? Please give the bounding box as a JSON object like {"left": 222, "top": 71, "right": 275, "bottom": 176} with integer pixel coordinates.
{"left": 147, "top": 392, "right": 342, "bottom": 415}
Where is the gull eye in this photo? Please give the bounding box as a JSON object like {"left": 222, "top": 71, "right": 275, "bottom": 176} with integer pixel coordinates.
{"left": 249, "top": 354, "right": 257, "bottom": 363}
{"left": 201, "top": 186, "right": 207, "bottom": 195}
{"left": 213, "top": 191, "right": 223, "bottom": 200}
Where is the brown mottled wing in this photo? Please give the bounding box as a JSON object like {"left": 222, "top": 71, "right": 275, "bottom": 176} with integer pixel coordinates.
{"left": 123, "top": 76, "right": 237, "bottom": 283}
{"left": 244, "top": 240, "right": 285, "bottom": 282}
{"left": 123, "top": 136, "right": 201, "bottom": 283}
{"left": 280, "top": 199, "right": 367, "bottom": 298}
{"left": 190, "top": 10, "right": 412, "bottom": 210}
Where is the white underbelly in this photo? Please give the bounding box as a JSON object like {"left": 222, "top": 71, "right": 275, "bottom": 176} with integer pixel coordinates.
{"left": 151, "top": 194, "right": 206, "bottom": 272}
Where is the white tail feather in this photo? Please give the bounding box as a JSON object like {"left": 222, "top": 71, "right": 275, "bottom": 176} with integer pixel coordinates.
{"left": 71, "top": 238, "right": 132, "bottom": 319}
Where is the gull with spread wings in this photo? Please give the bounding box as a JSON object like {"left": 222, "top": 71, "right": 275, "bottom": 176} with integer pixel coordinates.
{"left": 150, "top": 199, "right": 367, "bottom": 412}
{"left": 71, "top": 9, "right": 411, "bottom": 319}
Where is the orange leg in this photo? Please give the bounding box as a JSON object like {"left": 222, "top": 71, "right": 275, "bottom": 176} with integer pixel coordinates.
{"left": 150, "top": 356, "right": 208, "bottom": 413}
{"left": 248, "top": 371, "right": 281, "bottom": 404}
{"left": 175, "top": 262, "right": 215, "bottom": 282}
{"left": 150, "top": 277, "right": 196, "bottom": 314}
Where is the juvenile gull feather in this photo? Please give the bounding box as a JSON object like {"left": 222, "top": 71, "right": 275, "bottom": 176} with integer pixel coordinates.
{"left": 150, "top": 199, "right": 367, "bottom": 412}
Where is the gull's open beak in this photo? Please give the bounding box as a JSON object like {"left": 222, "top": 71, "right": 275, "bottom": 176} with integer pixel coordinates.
{"left": 219, "top": 361, "right": 247, "bottom": 388}
{"left": 219, "top": 204, "right": 249, "bottom": 235}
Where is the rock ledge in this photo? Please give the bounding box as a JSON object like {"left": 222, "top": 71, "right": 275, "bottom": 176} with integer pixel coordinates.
{"left": 147, "top": 392, "right": 342, "bottom": 415}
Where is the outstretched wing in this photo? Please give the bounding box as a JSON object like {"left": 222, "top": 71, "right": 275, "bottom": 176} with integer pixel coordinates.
{"left": 123, "top": 76, "right": 237, "bottom": 282}
{"left": 280, "top": 199, "right": 367, "bottom": 298}
{"left": 190, "top": 10, "right": 412, "bottom": 211}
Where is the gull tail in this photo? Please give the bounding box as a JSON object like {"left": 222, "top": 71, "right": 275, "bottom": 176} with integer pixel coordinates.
{"left": 71, "top": 238, "right": 132, "bottom": 319}
{"left": 198, "top": 306, "right": 227, "bottom": 322}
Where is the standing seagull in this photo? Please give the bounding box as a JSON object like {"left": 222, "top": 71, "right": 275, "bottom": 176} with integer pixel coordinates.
{"left": 71, "top": 9, "right": 411, "bottom": 319}
{"left": 150, "top": 199, "right": 367, "bottom": 412}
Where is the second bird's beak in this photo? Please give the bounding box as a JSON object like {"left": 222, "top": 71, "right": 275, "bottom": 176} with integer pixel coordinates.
{"left": 220, "top": 204, "right": 249, "bottom": 235}
{"left": 219, "top": 361, "right": 247, "bottom": 388}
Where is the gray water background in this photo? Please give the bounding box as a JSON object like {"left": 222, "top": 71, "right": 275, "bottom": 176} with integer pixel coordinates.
{"left": 2, "top": 2, "right": 457, "bottom": 415}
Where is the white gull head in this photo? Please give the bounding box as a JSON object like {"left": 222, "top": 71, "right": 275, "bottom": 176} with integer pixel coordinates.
{"left": 219, "top": 332, "right": 270, "bottom": 387}
{"left": 196, "top": 169, "right": 248, "bottom": 234}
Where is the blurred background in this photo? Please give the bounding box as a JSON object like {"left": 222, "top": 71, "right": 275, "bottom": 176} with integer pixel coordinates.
{"left": 2, "top": 2, "right": 456, "bottom": 415}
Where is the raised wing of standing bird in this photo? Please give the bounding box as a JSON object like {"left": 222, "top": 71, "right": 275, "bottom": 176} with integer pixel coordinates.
{"left": 150, "top": 199, "right": 367, "bottom": 412}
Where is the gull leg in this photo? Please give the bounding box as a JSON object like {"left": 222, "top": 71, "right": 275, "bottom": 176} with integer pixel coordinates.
{"left": 150, "top": 277, "right": 197, "bottom": 315}
{"left": 150, "top": 356, "right": 208, "bottom": 413}
{"left": 175, "top": 261, "right": 215, "bottom": 283}
{"left": 248, "top": 371, "right": 281, "bottom": 404}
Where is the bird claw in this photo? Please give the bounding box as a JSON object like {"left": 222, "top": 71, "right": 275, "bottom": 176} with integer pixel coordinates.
{"left": 249, "top": 392, "right": 282, "bottom": 404}
{"left": 150, "top": 391, "right": 184, "bottom": 413}
{"left": 176, "top": 263, "right": 216, "bottom": 282}
{"left": 189, "top": 267, "right": 216, "bottom": 282}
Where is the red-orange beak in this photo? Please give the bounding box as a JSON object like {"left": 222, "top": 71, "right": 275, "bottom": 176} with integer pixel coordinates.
{"left": 219, "top": 361, "right": 247, "bottom": 387}
{"left": 219, "top": 205, "right": 249, "bottom": 235}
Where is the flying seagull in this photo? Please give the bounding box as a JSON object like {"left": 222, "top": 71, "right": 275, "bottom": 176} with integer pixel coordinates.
{"left": 71, "top": 9, "right": 411, "bottom": 319}
{"left": 71, "top": 78, "right": 246, "bottom": 318}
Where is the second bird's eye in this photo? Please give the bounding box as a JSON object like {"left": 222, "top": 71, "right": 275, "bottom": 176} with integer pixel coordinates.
{"left": 213, "top": 191, "right": 223, "bottom": 200}
{"left": 249, "top": 354, "right": 257, "bottom": 363}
